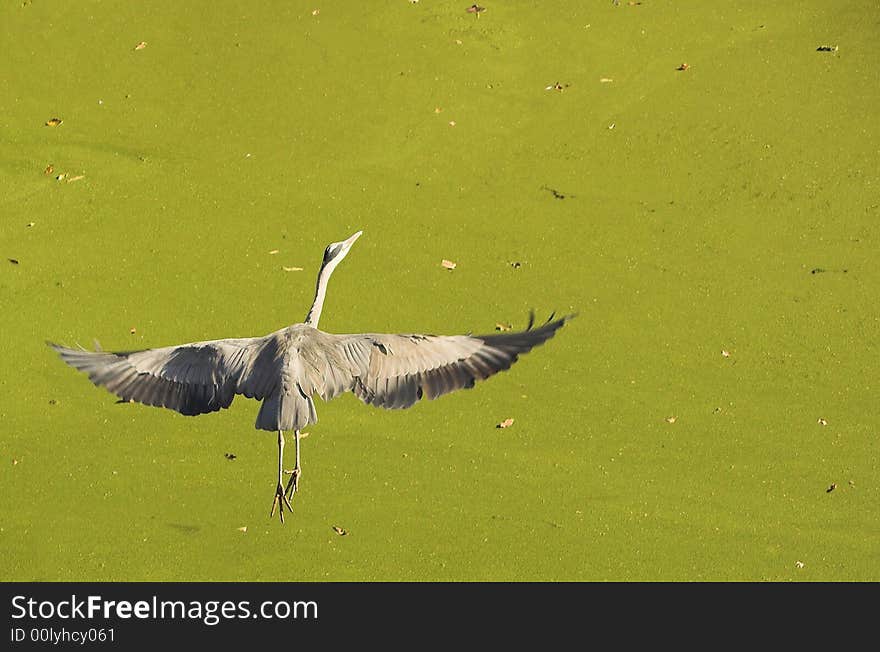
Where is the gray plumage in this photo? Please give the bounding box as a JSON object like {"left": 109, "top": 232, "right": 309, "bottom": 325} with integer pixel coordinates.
{"left": 50, "top": 318, "right": 570, "bottom": 431}
{"left": 48, "top": 230, "right": 572, "bottom": 521}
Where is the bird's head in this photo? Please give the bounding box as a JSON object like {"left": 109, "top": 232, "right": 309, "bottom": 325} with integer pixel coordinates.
{"left": 322, "top": 230, "right": 362, "bottom": 268}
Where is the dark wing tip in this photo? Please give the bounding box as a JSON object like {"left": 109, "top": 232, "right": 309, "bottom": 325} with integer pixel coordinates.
{"left": 524, "top": 310, "right": 577, "bottom": 331}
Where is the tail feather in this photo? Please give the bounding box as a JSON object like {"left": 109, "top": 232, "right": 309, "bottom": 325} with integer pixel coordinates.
{"left": 255, "top": 385, "right": 317, "bottom": 431}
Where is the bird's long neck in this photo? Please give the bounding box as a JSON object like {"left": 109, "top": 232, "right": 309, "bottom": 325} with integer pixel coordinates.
{"left": 304, "top": 260, "right": 335, "bottom": 328}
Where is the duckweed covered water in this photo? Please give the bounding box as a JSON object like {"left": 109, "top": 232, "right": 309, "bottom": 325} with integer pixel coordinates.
{"left": 1, "top": 1, "right": 878, "bottom": 581}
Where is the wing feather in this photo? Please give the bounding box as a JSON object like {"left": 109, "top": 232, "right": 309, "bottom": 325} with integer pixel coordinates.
{"left": 49, "top": 336, "right": 274, "bottom": 416}
{"left": 321, "top": 314, "right": 573, "bottom": 410}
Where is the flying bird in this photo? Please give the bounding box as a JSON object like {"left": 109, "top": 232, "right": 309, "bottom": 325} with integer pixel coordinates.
{"left": 49, "top": 231, "right": 572, "bottom": 522}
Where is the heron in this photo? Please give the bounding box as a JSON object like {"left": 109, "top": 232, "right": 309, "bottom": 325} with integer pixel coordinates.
{"left": 49, "top": 231, "right": 572, "bottom": 523}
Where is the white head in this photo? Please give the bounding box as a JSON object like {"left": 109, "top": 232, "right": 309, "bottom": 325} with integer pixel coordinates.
{"left": 305, "top": 230, "right": 363, "bottom": 327}
{"left": 321, "top": 230, "right": 362, "bottom": 272}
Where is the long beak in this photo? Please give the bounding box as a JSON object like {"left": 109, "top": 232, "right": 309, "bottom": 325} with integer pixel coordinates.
{"left": 343, "top": 230, "right": 363, "bottom": 247}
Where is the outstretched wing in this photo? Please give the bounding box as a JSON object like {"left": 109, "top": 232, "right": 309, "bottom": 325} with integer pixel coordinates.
{"left": 315, "top": 314, "right": 573, "bottom": 409}
{"left": 49, "top": 335, "right": 280, "bottom": 416}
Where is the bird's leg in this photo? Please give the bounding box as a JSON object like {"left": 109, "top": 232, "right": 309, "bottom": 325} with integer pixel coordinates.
{"left": 270, "top": 429, "right": 294, "bottom": 522}
{"left": 284, "top": 429, "right": 302, "bottom": 501}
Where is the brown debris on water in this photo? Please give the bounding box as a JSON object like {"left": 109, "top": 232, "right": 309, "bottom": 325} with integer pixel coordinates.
{"left": 45, "top": 118, "right": 63, "bottom": 127}
{"left": 826, "top": 483, "right": 837, "bottom": 493}
{"left": 677, "top": 63, "right": 690, "bottom": 71}
{"left": 497, "top": 418, "right": 514, "bottom": 429}
{"left": 134, "top": 41, "right": 148, "bottom": 51}
{"left": 332, "top": 525, "right": 347, "bottom": 536}
{"left": 466, "top": 4, "right": 485, "bottom": 14}
{"left": 541, "top": 185, "right": 572, "bottom": 200}
{"left": 441, "top": 259, "right": 457, "bottom": 270}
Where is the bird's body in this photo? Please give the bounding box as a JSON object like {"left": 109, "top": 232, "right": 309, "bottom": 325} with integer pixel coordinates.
{"left": 50, "top": 231, "right": 572, "bottom": 522}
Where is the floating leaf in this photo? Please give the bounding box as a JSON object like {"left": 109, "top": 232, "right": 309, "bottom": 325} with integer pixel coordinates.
{"left": 311, "top": 8, "right": 320, "bottom": 15}
{"left": 817, "top": 418, "right": 827, "bottom": 426}
{"left": 441, "top": 259, "right": 457, "bottom": 270}
{"left": 134, "top": 41, "right": 148, "bottom": 50}
{"left": 66, "top": 175, "right": 85, "bottom": 183}
{"left": 721, "top": 350, "right": 730, "bottom": 357}
{"left": 8, "top": 258, "right": 19, "bottom": 265}
{"left": 448, "top": 120, "right": 456, "bottom": 127}
{"left": 600, "top": 78, "right": 614, "bottom": 83}
{"left": 677, "top": 63, "right": 689, "bottom": 71}
{"left": 268, "top": 249, "right": 279, "bottom": 255}
{"left": 666, "top": 416, "right": 677, "bottom": 424}
{"left": 237, "top": 526, "right": 248, "bottom": 533}
{"left": 826, "top": 483, "right": 837, "bottom": 493}
{"left": 45, "top": 118, "right": 63, "bottom": 127}
{"left": 282, "top": 266, "right": 304, "bottom": 272}
{"left": 497, "top": 418, "right": 514, "bottom": 429}
{"left": 130, "top": 327, "right": 137, "bottom": 334}
{"left": 224, "top": 453, "right": 237, "bottom": 460}
{"left": 542, "top": 186, "right": 568, "bottom": 200}
{"left": 495, "top": 323, "right": 511, "bottom": 331}
{"left": 26, "top": 222, "right": 35, "bottom": 227}
{"left": 466, "top": 4, "right": 485, "bottom": 13}
{"left": 332, "top": 525, "right": 347, "bottom": 536}
{"left": 44, "top": 164, "right": 54, "bottom": 175}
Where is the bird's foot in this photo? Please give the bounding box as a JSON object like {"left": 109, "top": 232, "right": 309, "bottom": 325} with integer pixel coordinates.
{"left": 269, "top": 483, "right": 294, "bottom": 523}
{"left": 284, "top": 467, "right": 301, "bottom": 501}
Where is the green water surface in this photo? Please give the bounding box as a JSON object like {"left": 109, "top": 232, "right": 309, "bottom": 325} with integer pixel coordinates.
{"left": 1, "top": 1, "right": 878, "bottom": 581}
